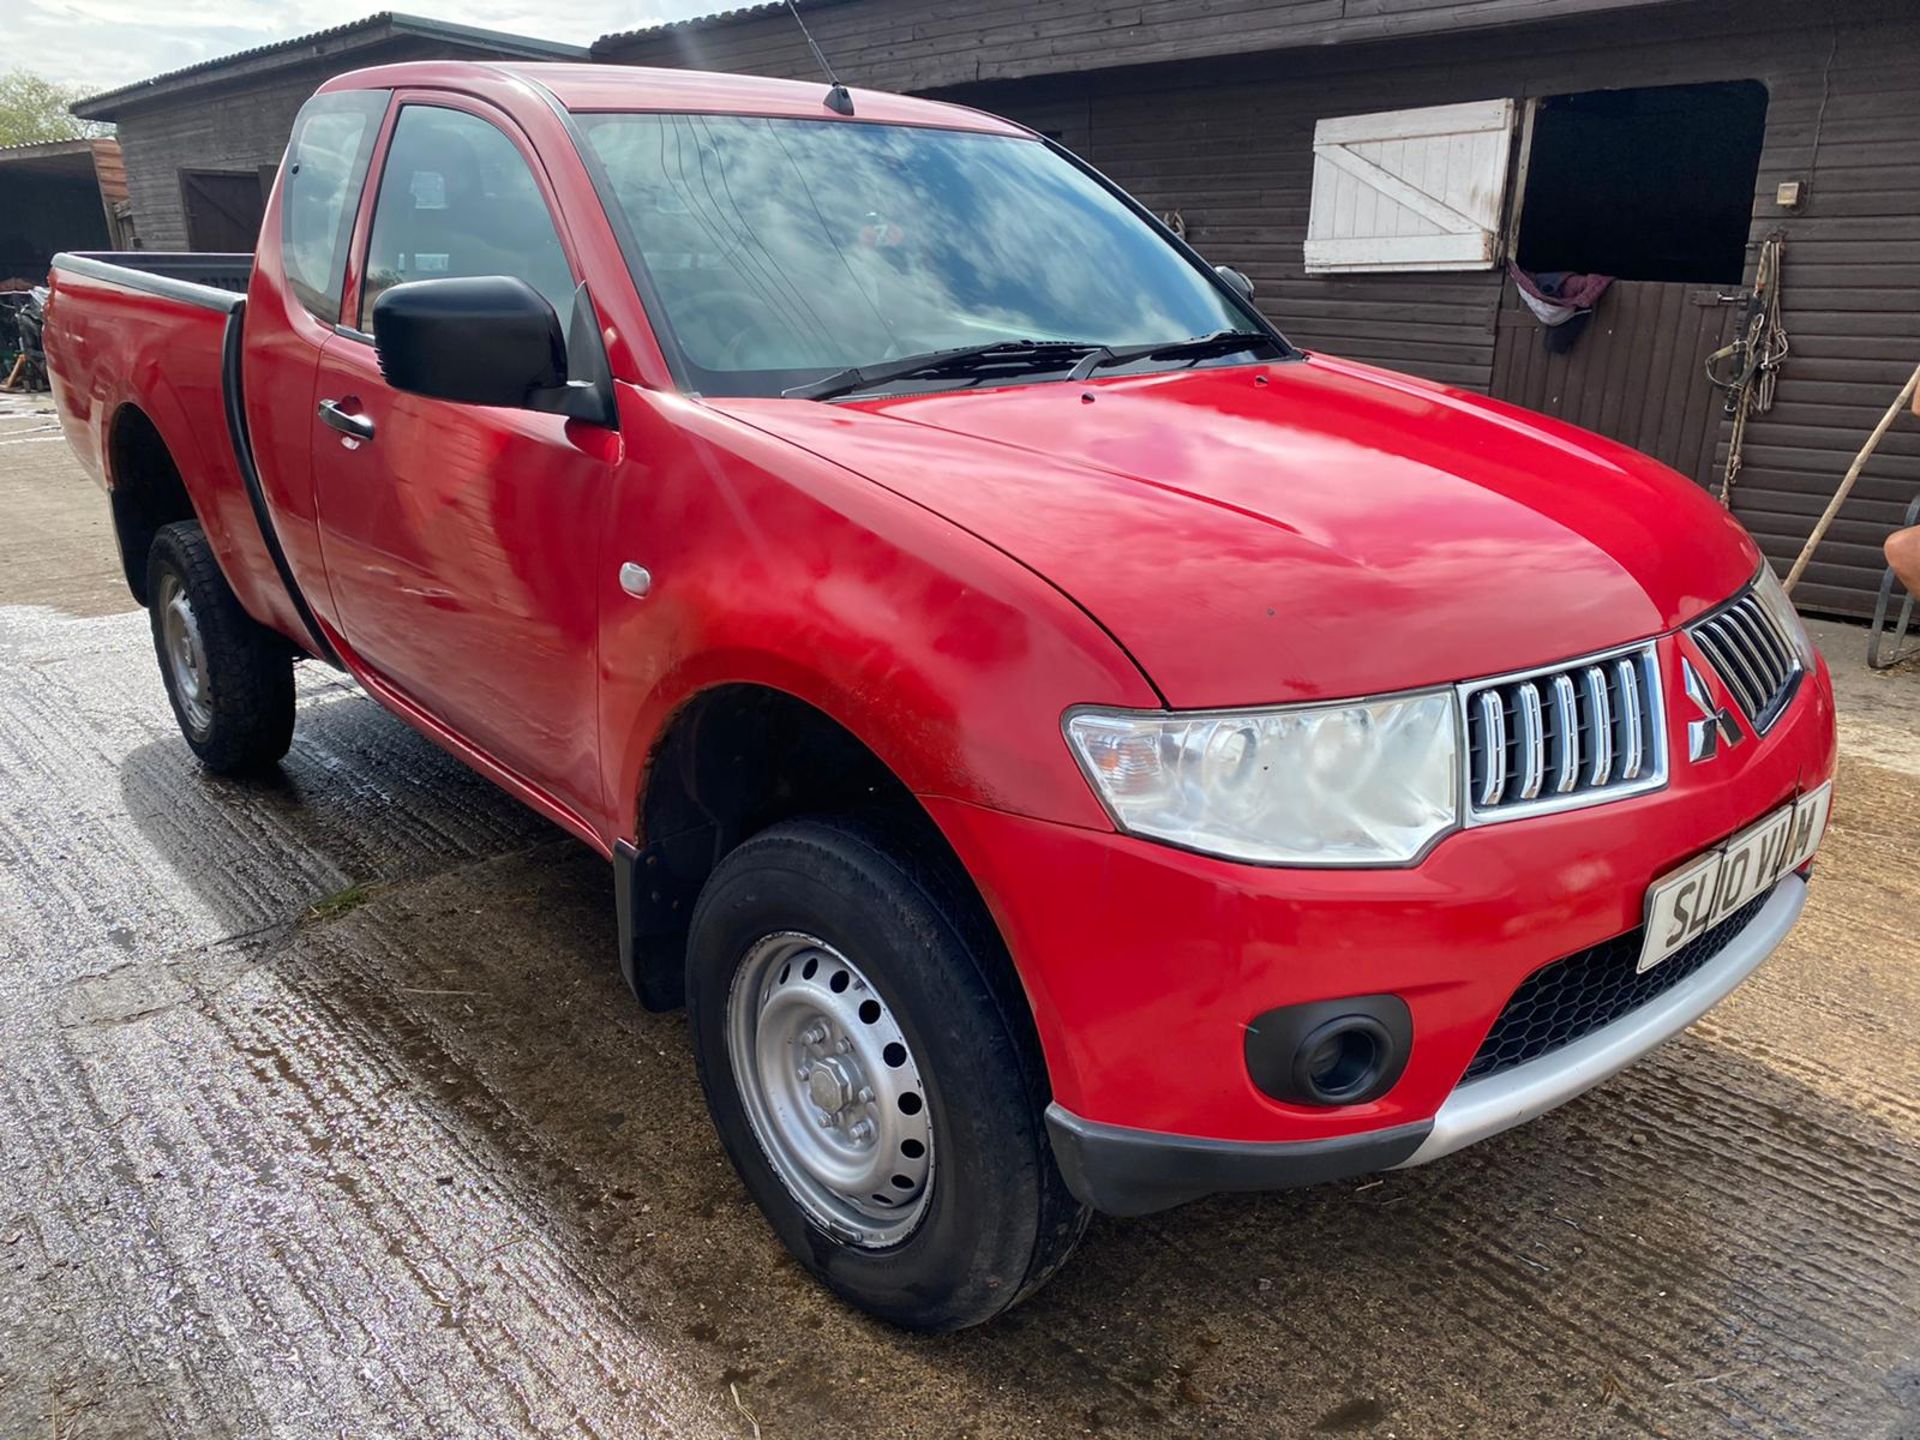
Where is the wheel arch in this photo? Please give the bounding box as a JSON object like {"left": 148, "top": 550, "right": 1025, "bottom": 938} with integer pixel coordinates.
{"left": 617, "top": 681, "right": 1051, "bottom": 1095}
{"left": 104, "top": 402, "right": 199, "bottom": 605}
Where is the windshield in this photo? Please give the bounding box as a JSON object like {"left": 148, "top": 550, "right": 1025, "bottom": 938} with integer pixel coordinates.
{"left": 575, "top": 113, "right": 1269, "bottom": 397}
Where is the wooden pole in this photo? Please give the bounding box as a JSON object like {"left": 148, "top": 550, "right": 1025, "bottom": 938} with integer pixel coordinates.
{"left": 1783, "top": 361, "right": 1920, "bottom": 595}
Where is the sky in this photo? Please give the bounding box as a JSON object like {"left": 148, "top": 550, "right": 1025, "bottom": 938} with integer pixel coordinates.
{"left": 18, "top": 0, "right": 732, "bottom": 95}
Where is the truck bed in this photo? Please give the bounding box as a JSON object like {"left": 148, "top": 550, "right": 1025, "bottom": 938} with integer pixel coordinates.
{"left": 43, "top": 249, "right": 326, "bottom": 659}
{"left": 53, "top": 251, "right": 253, "bottom": 307}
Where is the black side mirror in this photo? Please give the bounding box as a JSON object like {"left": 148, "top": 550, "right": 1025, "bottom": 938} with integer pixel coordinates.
{"left": 372, "top": 275, "right": 616, "bottom": 428}
{"left": 1215, "top": 264, "right": 1256, "bottom": 302}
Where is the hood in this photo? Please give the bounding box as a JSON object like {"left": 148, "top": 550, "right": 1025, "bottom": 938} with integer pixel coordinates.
{"left": 710, "top": 355, "right": 1759, "bottom": 709}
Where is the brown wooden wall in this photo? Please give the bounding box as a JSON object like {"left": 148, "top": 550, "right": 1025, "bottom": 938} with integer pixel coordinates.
{"left": 110, "top": 67, "right": 329, "bottom": 252}
{"left": 105, "top": 38, "right": 569, "bottom": 252}
{"left": 1487, "top": 281, "right": 1740, "bottom": 491}
{"left": 609, "top": 0, "right": 1920, "bottom": 618}
{"left": 597, "top": 0, "right": 1685, "bottom": 95}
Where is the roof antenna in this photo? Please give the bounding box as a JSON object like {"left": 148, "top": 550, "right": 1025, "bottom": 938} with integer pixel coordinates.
{"left": 784, "top": 0, "right": 854, "bottom": 115}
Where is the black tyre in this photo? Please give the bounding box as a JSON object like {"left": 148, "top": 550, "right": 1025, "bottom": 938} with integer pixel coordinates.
{"left": 146, "top": 520, "right": 295, "bottom": 775}
{"left": 686, "top": 815, "right": 1088, "bottom": 1330}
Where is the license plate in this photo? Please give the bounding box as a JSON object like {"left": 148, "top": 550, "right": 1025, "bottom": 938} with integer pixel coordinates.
{"left": 1637, "top": 782, "right": 1831, "bottom": 974}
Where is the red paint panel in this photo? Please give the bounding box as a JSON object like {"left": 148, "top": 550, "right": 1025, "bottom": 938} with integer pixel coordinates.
{"left": 316, "top": 62, "right": 1030, "bottom": 136}
{"left": 42, "top": 273, "right": 303, "bottom": 639}
{"left": 596, "top": 385, "right": 1158, "bottom": 842}
{"left": 309, "top": 334, "right": 612, "bottom": 833}
{"left": 716, "top": 353, "right": 1760, "bottom": 709}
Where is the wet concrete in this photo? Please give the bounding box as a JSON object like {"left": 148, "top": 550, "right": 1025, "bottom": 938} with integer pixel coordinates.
{"left": 2, "top": 402, "right": 1917, "bottom": 1438}
{"left": 0, "top": 395, "right": 127, "bottom": 618}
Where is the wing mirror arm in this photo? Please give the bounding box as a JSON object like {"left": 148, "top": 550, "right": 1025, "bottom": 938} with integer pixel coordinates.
{"left": 526, "top": 281, "right": 618, "bottom": 429}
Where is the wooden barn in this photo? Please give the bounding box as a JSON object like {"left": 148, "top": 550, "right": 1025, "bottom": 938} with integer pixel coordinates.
{"left": 0, "top": 138, "right": 130, "bottom": 282}
{"left": 70, "top": 15, "right": 586, "bottom": 254}
{"left": 596, "top": 0, "right": 1920, "bottom": 618}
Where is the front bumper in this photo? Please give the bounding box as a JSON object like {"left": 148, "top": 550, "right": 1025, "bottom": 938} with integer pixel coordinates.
{"left": 1397, "top": 873, "right": 1806, "bottom": 1168}
{"left": 1044, "top": 874, "right": 1807, "bottom": 1214}
{"left": 921, "top": 638, "right": 1835, "bottom": 1208}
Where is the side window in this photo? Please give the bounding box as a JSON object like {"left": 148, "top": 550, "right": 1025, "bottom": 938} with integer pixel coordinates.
{"left": 359, "top": 106, "right": 575, "bottom": 334}
{"left": 282, "top": 89, "right": 386, "bottom": 323}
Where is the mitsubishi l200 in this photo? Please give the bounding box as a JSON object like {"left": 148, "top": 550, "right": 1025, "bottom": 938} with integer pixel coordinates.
{"left": 44, "top": 63, "right": 1836, "bottom": 1329}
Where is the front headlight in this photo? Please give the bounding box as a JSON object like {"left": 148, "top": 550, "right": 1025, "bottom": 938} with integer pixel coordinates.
{"left": 1065, "top": 692, "right": 1460, "bottom": 866}
{"left": 1751, "top": 562, "right": 1818, "bottom": 670}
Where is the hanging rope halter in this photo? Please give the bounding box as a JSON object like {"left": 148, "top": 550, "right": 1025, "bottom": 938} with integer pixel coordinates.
{"left": 1705, "top": 233, "right": 1789, "bottom": 504}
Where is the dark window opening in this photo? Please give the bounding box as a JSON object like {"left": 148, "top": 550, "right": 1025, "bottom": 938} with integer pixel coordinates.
{"left": 1515, "top": 81, "right": 1767, "bottom": 285}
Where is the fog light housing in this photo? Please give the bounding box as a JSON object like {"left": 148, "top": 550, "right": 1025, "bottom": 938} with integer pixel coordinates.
{"left": 1245, "top": 995, "right": 1412, "bottom": 1106}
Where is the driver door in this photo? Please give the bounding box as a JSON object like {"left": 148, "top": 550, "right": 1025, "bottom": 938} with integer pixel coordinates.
{"left": 310, "top": 98, "right": 610, "bottom": 829}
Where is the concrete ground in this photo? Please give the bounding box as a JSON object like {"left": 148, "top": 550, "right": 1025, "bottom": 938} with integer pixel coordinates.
{"left": 2, "top": 390, "right": 1917, "bottom": 1440}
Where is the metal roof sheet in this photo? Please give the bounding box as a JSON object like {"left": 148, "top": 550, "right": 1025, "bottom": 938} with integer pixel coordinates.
{"left": 73, "top": 12, "right": 587, "bottom": 118}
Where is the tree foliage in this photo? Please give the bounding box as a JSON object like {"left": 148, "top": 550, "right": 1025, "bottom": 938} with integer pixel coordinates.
{"left": 0, "top": 70, "right": 111, "bottom": 147}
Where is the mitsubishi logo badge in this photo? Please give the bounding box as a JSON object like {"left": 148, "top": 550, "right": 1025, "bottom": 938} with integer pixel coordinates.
{"left": 1682, "top": 656, "right": 1744, "bottom": 762}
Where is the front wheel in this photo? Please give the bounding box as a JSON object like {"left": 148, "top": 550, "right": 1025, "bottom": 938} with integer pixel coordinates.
{"left": 686, "top": 816, "right": 1088, "bottom": 1330}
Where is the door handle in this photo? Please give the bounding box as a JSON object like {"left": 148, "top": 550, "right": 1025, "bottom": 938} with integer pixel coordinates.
{"left": 317, "top": 398, "right": 376, "bottom": 442}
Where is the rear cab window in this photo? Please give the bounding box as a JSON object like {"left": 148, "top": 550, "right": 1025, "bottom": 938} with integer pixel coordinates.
{"left": 282, "top": 90, "right": 387, "bottom": 325}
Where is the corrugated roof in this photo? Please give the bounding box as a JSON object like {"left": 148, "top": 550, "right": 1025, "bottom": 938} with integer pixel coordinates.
{"left": 0, "top": 137, "right": 120, "bottom": 191}
{"left": 0, "top": 138, "right": 100, "bottom": 159}
{"left": 594, "top": 0, "right": 851, "bottom": 51}
{"left": 0, "top": 138, "right": 103, "bottom": 184}
{"left": 73, "top": 11, "right": 587, "bottom": 118}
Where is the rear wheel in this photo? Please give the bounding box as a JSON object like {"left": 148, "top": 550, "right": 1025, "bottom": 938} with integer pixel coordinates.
{"left": 686, "top": 815, "right": 1088, "bottom": 1330}
{"left": 147, "top": 521, "right": 295, "bottom": 774}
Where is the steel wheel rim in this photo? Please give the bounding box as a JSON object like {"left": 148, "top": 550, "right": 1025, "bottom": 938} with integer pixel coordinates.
{"left": 156, "top": 571, "right": 212, "bottom": 737}
{"left": 726, "top": 932, "right": 934, "bottom": 1247}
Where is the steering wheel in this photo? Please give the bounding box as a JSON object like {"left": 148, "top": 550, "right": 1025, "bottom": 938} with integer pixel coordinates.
{"left": 673, "top": 287, "right": 780, "bottom": 371}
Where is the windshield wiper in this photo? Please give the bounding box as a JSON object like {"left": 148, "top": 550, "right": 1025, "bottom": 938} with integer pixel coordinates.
{"left": 1067, "top": 329, "right": 1275, "bottom": 381}
{"left": 785, "top": 340, "right": 1099, "bottom": 402}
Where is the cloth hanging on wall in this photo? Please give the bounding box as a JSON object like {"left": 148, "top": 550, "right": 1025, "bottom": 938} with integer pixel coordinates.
{"left": 1507, "top": 262, "right": 1614, "bottom": 353}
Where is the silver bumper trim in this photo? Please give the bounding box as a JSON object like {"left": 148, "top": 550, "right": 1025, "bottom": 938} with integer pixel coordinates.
{"left": 1394, "top": 873, "right": 1808, "bottom": 1169}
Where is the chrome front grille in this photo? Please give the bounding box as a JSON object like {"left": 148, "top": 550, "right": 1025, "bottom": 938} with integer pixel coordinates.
{"left": 1459, "top": 643, "right": 1665, "bottom": 823}
{"left": 1685, "top": 588, "right": 1802, "bottom": 734}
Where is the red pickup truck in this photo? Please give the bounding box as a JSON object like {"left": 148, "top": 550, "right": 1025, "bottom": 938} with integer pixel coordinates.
{"left": 45, "top": 62, "right": 1836, "bottom": 1330}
